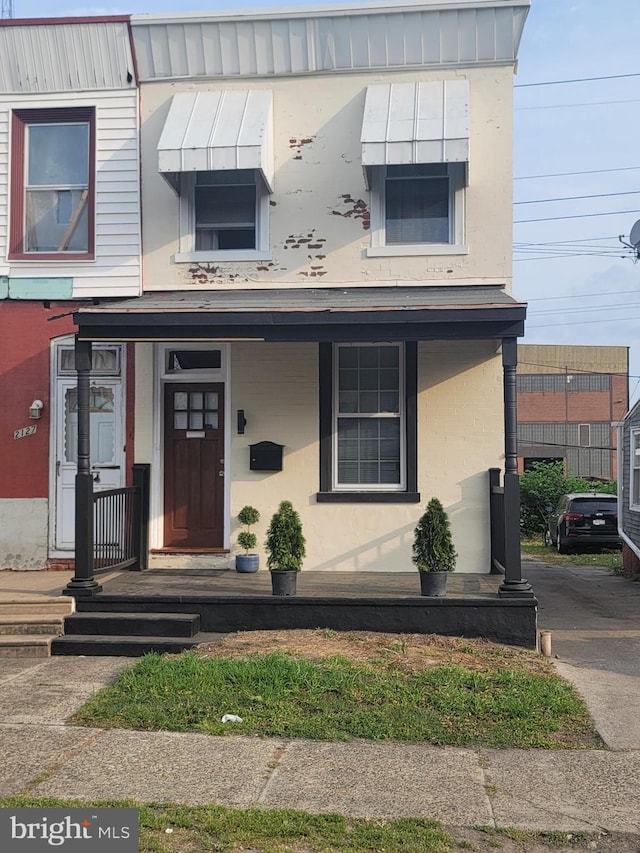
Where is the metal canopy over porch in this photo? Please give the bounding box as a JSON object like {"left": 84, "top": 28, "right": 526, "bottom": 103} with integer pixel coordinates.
{"left": 64, "top": 284, "right": 532, "bottom": 617}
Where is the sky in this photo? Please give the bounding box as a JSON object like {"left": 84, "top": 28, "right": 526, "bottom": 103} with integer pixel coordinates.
{"left": 9, "top": 0, "right": 640, "bottom": 400}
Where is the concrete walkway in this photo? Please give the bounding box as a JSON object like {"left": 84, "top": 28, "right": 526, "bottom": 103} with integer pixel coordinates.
{"left": 0, "top": 564, "right": 639, "bottom": 835}
{"left": 0, "top": 655, "right": 638, "bottom": 833}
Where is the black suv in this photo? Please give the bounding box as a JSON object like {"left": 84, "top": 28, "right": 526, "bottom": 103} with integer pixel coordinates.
{"left": 545, "top": 493, "right": 621, "bottom": 554}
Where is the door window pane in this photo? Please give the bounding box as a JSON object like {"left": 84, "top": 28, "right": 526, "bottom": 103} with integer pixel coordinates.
{"left": 64, "top": 386, "right": 115, "bottom": 464}
{"left": 174, "top": 392, "right": 188, "bottom": 410}
{"left": 174, "top": 412, "right": 188, "bottom": 430}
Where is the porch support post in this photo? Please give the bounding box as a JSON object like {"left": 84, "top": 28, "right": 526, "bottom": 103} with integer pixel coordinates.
{"left": 63, "top": 338, "right": 102, "bottom": 597}
{"left": 499, "top": 338, "right": 533, "bottom": 597}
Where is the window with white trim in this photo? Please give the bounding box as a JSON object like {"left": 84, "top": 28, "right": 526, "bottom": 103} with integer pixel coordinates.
{"left": 632, "top": 429, "right": 640, "bottom": 507}
{"left": 367, "top": 163, "right": 466, "bottom": 257}
{"left": 176, "top": 169, "right": 270, "bottom": 262}
{"left": 334, "top": 344, "right": 404, "bottom": 490}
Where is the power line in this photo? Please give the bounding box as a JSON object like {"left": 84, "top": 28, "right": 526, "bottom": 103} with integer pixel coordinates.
{"left": 515, "top": 210, "right": 640, "bottom": 224}
{"left": 517, "top": 441, "right": 617, "bottom": 451}
{"left": 521, "top": 288, "right": 640, "bottom": 303}
{"left": 515, "top": 168, "right": 640, "bottom": 181}
{"left": 527, "top": 314, "right": 640, "bottom": 329}
{"left": 518, "top": 361, "right": 628, "bottom": 376}
{"left": 514, "top": 190, "right": 640, "bottom": 206}
{"left": 514, "top": 253, "right": 627, "bottom": 262}
{"left": 516, "top": 99, "right": 640, "bottom": 111}
{"left": 515, "top": 72, "right": 640, "bottom": 88}
{"left": 515, "top": 236, "right": 621, "bottom": 245}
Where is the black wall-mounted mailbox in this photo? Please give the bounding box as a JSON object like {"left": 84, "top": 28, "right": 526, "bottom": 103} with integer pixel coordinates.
{"left": 250, "top": 441, "right": 284, "bottom": 472}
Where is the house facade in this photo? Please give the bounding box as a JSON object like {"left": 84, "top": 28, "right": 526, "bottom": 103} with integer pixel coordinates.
{"left": 69, "top": 0, "right": 529, "bottom": 581}
{"left": 517, "top": 344, "right": 628, "bottom": 481}
{"left": 0, "top": 16, "right": 141, "bottom": 569}
{"left": 618, "top": 402, "right": 640, "bottom": 578}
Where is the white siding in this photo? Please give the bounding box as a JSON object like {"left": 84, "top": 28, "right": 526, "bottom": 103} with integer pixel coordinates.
{"left": 0, "top": 107, "right": 8, "bottom": 275}
{"left": 0, "top": 90, "right": 141, "bottom": 296}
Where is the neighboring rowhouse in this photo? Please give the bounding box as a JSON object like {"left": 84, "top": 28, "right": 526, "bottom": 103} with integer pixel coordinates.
{"left": 0, "top": 16, "right": 141, "bottom": 569}
{"left": 617, "top": 402, "right": 640, "bottom": 578}
{"left": 517, "top": 344, "right": 628, "bottom": 481}
{"left": 69, "top": 0, "right": 530, "bottom": 579}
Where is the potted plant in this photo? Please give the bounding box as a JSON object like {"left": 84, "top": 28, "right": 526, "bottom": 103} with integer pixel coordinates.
{"left": 235, "top": 505, "right": 260, "bottom": 573}
{"left": 412, "top": 497, "right": 456, "bottom": 596}
{"left": 265, "top": 500, "right": 306, "bottom": 596}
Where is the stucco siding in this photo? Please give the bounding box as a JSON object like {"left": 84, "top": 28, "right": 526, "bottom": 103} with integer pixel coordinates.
{"left": 140, "top": 66, "right": 513, "bottom": 292}
{"left": 0, "top": 90, "right": 141, "bottom": 296}
{"left": 0, "top": 498, "right": 48, "bottom": 570}
{"left": 224, "top": 340, "right": 502, "bottom": 572}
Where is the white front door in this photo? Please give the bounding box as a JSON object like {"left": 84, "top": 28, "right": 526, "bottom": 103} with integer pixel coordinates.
{"left": 53, "top": 360, "right": 125, "bottom": 551}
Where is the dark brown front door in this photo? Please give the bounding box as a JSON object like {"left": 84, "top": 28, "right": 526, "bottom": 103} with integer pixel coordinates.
{"left": 164, "top": 383, "right": 224, "bottom": 548}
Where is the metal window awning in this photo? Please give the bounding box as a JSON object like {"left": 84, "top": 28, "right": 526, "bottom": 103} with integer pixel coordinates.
{"left": 361, "top": 80, "right": 469, "bottom": 169}
{"left": 158, "top": 89, "right": 274, "bottom": 191}
{"left": 73, "top": 286, "right": 526, "bottom": 343}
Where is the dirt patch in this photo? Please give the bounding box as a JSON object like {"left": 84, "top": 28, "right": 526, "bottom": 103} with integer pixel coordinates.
{"left": 195, "top": 629, "right": 552, "bottom": 675}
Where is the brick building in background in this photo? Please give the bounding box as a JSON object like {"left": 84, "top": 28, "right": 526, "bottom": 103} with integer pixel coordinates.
{"left": 517, "top": 344, "right": 629, "bottom": 481}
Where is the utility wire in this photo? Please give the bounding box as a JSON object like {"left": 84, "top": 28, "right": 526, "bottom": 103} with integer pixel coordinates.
{"left": 515, "top": 72, "right": 640, "bottom": 88}
{"left": 515, "top": 236, "right": 621, "bottom": 245}
{"left": 515, "top": 210, "right": 640, "bottom": 224}
{"left": 514, "top": 190, "right": 640, "bottom": 205}
{"left": 515, "top": 168, "right": 640, "bottom": 181}
{"left": 521, "top": 288, "right": 640, "bottom": 302}
{"left": 516, "top": 99, "right": 640, "bottom": 111}
{"left": 518, "top": 361, "right": 628, "bottom": 376}
{"left": 527, "top": 315, "right": 640, "bottom": 329}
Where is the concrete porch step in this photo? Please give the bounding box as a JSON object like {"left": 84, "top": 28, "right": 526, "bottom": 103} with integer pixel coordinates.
{"left": 0, "top": 615, "right": 65, "bottom": 636}
{"left": 51, "top": 635, "right": 202, "bottom": 657}
{"left": 64, "top": 611, "right": 201, "bottom": 637}
{"left": 0, "top": 635, "right": 53, "bottom": 657}
{"left": 0, "top": 597, "right": 74, "bottom": 617}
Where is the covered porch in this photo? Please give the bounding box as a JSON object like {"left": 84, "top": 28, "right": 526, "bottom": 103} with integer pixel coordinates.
{"left": 59, "top": 285, "right": 536, "bottom": 649}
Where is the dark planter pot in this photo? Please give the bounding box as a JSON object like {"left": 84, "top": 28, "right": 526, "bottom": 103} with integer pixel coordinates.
{"left": 270, "top": 570, "right": 298, "bottom": 596}
{"left": 236, "top": 554, "right": 259, "bottom": 573}
{"left": 419, "top": 572, "right": 448, "bottom": 597}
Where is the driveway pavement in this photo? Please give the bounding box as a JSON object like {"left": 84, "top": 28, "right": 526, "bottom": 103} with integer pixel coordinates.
{"left": 524, "top": 558, "right": 640, "bottom": 750}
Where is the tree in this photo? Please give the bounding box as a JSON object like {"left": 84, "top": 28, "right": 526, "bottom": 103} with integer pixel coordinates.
{"left": 520, "top": 461, "right": 617, "bottom": 537}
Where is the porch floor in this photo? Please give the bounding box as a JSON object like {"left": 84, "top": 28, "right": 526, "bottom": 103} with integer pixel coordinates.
{"left": 94, "top": 568, "right": 503, "bottom": 599}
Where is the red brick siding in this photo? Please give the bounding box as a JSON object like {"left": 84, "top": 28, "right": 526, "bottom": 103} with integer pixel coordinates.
{"left": 0, "top": 302, "right": 77, "bottom": 497}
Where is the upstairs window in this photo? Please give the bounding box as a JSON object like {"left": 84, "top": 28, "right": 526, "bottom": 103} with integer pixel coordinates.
{"left": 10, "top": 108, "right": 95, "bottom": 260}
{"left": 368, "top": 163, "right": 466, "bottom": 256}
{"left": 195, "top": 171, "right": 257, "bottom": 251}
{"left": 176, "top": 169, "right": 269, "bottom": 262}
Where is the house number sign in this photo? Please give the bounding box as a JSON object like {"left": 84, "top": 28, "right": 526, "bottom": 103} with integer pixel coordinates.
{"left": 14, "top": 425, "right": 38, "bottom": 440}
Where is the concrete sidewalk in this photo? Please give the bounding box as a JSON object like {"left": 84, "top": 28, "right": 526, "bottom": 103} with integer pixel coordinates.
{"left": 0, "top": 655, "right": 639, "bottom": 835}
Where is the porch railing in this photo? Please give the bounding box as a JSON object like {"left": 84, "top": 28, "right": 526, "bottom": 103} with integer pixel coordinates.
{"left": 92, "top": 464, "right": 150, "bottom": 572}
{"left": 489, "top": 467, "right": 505, "bottom": 573}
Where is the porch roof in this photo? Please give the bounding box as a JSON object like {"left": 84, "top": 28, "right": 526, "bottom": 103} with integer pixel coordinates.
{"left": 73, "top": 285, "right": 526, "bottom": 342}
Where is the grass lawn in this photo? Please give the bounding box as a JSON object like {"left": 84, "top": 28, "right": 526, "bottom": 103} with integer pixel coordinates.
{"left": 0, "top": 798, "right": 602, "bottom": 853}
{"left": 70, "top": 630, "right": 600, "bottom": 749}
{"left": 522, "top": 539, "right": 624, "bottom": 572}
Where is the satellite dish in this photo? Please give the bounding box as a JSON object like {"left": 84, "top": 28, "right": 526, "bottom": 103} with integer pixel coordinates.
{"left": 630, "top": 220, "right": 640, "bottom": 249}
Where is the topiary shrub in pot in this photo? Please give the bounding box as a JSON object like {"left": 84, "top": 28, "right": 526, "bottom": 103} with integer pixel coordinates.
{"left": 412, "top": 497, "right": 456, "bottom": 596}
{"left": 265, "top": 500, "right": 306, "bottom": 596}
{"left": 235, "top": 505, "right": 260, "bottom": 573}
